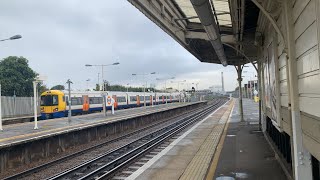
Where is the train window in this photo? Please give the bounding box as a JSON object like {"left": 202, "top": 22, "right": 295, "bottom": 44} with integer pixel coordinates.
{"left": 52, "top": 95, "right": 59, "bottom": 105}
{"left": 130, "top": 96, "right": 137, "bottom": 101}
{"left": 98, "top": 97, "right": 103, "bottom": 104}
{"left": 145, "top": 96, "right": 150, "bottom": 100}
{"left": 153, "top": 96, "right": 156, "bottom": 100}
{"left": 89, "top": 97, "right": 103, "bottom": 104}
{"left": 140, "top": 96, "right": 145, "bottom": 101}
{"left": 71, "top": 97, "right": 81, "bottom": 105}
{"left": 117, "top": 96, "right": 126, "bottom": 102}
{"left": 41, "top": 95, "right": 52, "bottom": 106}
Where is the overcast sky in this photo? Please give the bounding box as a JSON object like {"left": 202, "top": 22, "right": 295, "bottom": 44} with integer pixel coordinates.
{"left": 0, "top": 0, "right": 256, "bottom": 91}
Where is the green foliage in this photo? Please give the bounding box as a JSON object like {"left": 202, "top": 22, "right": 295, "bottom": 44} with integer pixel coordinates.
{"left": 0, "top": 56, "right": 37, "bottom": 96}
{"left": 95, "top": 84, "right": 100, "bottom": 91}
{"left": 38, "top": 83, "right": 49, "bottom": 94}
{"left": 50, "top": 85, "right": 65, "bottom": 90}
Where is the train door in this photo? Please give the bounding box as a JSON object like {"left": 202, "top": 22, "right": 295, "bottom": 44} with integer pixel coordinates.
{"left": 162, "top": 95, "right": 165, "bottom": 103}
{"left": 137, "top": 95, "right": 140, "bottom": 106}
{"left": 170, "top": 95, "right": 172, "bottom": 103}
{"left": 150, "top": 95, "right": 152, "bottom": 106}
{"left": 82, "top": 95, "right": 89, "bottom": 112}
{"left": 112, "top": 95, "right": 118, "bottom": 109}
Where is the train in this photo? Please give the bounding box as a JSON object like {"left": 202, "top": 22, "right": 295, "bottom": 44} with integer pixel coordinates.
{"left": 40, "top": 90, "right": 181, "bottom": 119}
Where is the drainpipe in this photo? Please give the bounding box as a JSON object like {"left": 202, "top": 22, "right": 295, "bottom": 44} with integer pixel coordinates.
{"left": 191, "top": 0, "right": 228, "bottom": 66}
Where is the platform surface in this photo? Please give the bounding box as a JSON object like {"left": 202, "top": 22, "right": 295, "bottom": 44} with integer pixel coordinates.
{"left": 213, "top": 99, "right": 288, "bottom": 180}
{"left": 126, "top": 99, "right": 233, "bottom": 180}
{"left": 0, "top": 102, "right": 194, "bottom": 147}
{"left": 125, "top": 98, "right": 288, "bottom": 180}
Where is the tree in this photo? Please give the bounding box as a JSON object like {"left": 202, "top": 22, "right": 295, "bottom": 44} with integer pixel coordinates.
{"left": 38, "top": 83, "right": 49, "bottom": 94}
{"left": 0, "top": 56, "right": 37, "bottom": 96}
{"left": 51, "top": 85, "right": 65, "bottom": 90}
{"left": 94, "top": 84, "right": 100, "bottom": 91}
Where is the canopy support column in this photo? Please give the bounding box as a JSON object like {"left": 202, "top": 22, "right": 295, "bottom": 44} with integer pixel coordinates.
{"left": 283, "top": 0, "right": 312, "bottom": 179}
{"left": 236, "top": 64, "right": 244, "bottom": 122}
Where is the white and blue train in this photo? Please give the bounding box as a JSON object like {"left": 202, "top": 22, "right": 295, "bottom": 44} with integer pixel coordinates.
{"left": 40, "top": 90, "right": 180, "bottom": 119}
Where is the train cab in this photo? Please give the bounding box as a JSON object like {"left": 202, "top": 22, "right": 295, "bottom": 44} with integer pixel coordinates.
{"left": 40, "top": 90, "right": 66, "bottom": 119}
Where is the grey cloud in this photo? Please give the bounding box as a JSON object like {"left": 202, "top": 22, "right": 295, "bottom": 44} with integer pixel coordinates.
{"left": 0, "top": 0, "right": 235, "bottom": 91}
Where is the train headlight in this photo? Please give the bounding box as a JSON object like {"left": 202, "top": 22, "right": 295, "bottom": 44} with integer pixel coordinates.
{"left": 53, "top": 108, "right": 58, "bottom": 112}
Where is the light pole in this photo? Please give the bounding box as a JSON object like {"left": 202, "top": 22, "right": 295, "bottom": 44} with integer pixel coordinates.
{"left": 0, "top": 35, "right": 22, "bottom": 42}
{"left": 156, "top": 77, "right": 175, "bottom": 104}
{"left": 171, "top": 80, "right": 186, "bottom": 103}
{"left": 86, "top": 62, "right": 119, "bottom": 115}
{"left": 86, "top": 79, "right": 90, "bottom": 91}
{"left": 85, "top": 62, "right": 120, "bottom": 91}
{"left": 97, "top": 73, "right": 100, "bottom": 90}
{"left": 192, "top": 82, "right": 199, "bottom": 101}
{"left": 126, "top": 83, "right": 129, "bottom": 92}
{"left": 0, "top": 34, "right": 22, "bottom": 130}
{"left": 66, "top": 79, "right": 73, "bottom": 122}
{"left": 33, "top": 76, "right": 46, "bottom": 129}
{"left": 132, "top": 72, "right": 156, "bottom": 107}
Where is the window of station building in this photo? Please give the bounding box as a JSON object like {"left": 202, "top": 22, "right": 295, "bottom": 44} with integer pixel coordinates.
{"left": 130, "top": 96, "right": 137, "bottom": 101}
{"left": 117, "top": 96, "right": 126, "bottom": 103}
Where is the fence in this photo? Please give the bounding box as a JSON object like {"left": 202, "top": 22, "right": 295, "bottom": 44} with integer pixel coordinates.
{"left": 1, "top": 96, "right": 38, "bottom": 118}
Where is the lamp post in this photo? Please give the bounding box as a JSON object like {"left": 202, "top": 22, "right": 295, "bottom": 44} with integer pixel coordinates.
{"left": 85, "top": 62, "right": 120, "bottom": 91}
{"left": 132, "top": 72, "right": 156, "bottom": 107}
{"left": 0, "top": 34, "right": 22, "bottom": 130}
{"left": 156, "top": 77, "right": 175, "bottom": 104}
{"left": 0, "top": 35, "right": 22, "bottom": 42}
{"left": 126, "top": 83, "right": 129, "bottom": 92}
{"left": 192, "top": 82, "right": 199, "bottom": 101}
{"left": 85, "top": 62, "right": 119, "bottom": 115}
{"left": 33, "top": 76, "right": 46, "bottom": 129}
{"left": 86, "top": 79, "right": 90, "bottom": 91}
{"left": 171, "top": 80, "right": 186, "bottom": 103}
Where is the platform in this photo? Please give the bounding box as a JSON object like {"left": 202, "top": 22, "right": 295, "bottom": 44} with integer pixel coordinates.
{"left": 0, "top": 102, "right": 194, "bottom": 147}
{"left": 0, "top": 101, "right": 207, "bottom": 174}
{"left": 126, "top": 99, "right": 288, "bottom": 180}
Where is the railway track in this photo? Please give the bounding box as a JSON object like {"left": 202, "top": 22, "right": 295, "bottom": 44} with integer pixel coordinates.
{"left": 46, "top": 99, "right": 226, "bottom": 180}
{"left": 4, "top": 99, "right": 227, "bottom": 180}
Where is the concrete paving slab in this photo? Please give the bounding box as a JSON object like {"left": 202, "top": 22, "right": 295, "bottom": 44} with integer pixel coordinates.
{"left": 128, "top": 99, "right": 233, "bottom": 180}
{"left": 213, "top": 99, "right": 288, "bottom": 180}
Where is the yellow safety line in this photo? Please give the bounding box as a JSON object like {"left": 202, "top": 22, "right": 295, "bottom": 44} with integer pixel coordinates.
{"left": 206, "top": 100, "right": 234, "bottom": 180}
{"left": 0, "top": 103, "right": 186, "bottom": 144}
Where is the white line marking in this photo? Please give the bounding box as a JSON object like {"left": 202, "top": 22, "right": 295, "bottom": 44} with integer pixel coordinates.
{"left": 125, "top": 100, "right": 230, "bottom": 180}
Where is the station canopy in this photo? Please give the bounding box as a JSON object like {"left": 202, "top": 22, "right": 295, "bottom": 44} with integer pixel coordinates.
{"left": 128, "top": 0, "right": 261, "bottom": 66}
